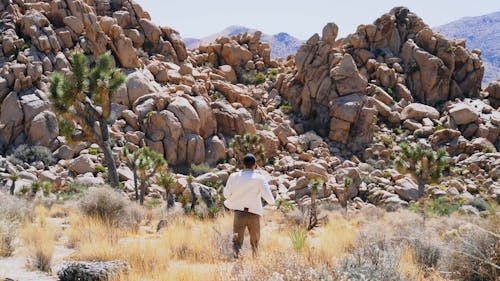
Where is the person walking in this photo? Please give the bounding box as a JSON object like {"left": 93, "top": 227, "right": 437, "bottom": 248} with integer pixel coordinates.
{"left": 223, "top": 153, "right": 275, "bottom": 258}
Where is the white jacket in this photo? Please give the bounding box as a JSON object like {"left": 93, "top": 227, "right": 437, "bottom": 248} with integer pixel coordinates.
{"left": 223, "top": 170, "right": 275, "bottom": 216}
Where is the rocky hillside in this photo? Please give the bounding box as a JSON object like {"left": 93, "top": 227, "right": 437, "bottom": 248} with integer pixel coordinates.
{"left": 185, "top": 25, "right": 303, "bottom": 59}
{"left": 0, "top": 2, "right": 499, "bottom": 215}
{"left": 435, "top": 11, "right": 500, "bottom": 85}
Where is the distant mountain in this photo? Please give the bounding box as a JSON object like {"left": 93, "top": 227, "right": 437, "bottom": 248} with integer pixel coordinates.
{"left": 435, "top": 12, "right": 500, "bottom": 85}
{"left": 185, "top": 25, "right": 303, "bottom": 59}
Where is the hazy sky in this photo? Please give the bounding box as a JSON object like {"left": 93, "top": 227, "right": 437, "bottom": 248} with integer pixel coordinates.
{"left": 134, "top": 1, "right": 500, "bottom": 39}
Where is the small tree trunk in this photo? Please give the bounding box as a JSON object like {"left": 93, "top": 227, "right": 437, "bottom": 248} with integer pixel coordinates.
{"left": 99, "top": 118, "right": 119, "bottom": 189}
{"left": 139, "top": 181, "right": 146, "bottom": 205}
{"left": 132, "top": 165, "right": 139, "bottom": 201}
{"left": 308, "top": 188, "right": 318, "bottom": 230}
{"left": 10, "top": 180, "right": 15, "bottom": 195}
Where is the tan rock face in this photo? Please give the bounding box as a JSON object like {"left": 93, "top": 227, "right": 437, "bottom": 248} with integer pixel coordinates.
{"left": 449, "top": 102, "right": 479, "bottom": 125}
{"left": 401, "top": 103, "right": 440, "bottom": 121}
{"left": 221, "top": 42, "right": 253, "bottom": 67}
{"left": 70, "top": 155, "right": 95, "bottom": 175}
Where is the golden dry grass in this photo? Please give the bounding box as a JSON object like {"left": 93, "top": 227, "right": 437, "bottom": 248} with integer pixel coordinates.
{"left": 19, "top": 206, "right": 58, "bottom": 272}
{"left": 54, "top": 204, "right": 499, "bottom": 281}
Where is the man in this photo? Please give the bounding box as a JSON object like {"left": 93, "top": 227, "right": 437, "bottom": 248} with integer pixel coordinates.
{"left": 223, "top": 153, "right": 275, "bottom": 258}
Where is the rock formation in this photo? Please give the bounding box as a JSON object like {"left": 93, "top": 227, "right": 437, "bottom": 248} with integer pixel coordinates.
{"left": 277, "top": 7, "right": 486, "bottom": 151}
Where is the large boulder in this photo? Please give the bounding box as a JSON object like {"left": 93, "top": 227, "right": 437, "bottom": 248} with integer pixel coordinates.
{"left": 28, "top": 111, "right": 58, "bottom": 147}
{"left": 220, "top": 42, "right": 253, "bottom": 67}
{"left": 167, "top": 97, "right": 201, "bottom": 135}
{"left": 449, "top": 102, "right": 479, "bottom": 125}
{"left": 0, "top": 92, "right": 24, "bottom": 145}
{"left": 204, "top": 136, "right": 226, "bottom": 165}
{"left": 395, "top": 177, "right": 420, "bottom": 201}
{"left": 57, "top": 260, "right": 128, "bottom": 281}
{"left": 69, "top": 155, "right": 96, "bottom": 175}
{"left": 401, "top": 103, "right": 440, "bottom": 121}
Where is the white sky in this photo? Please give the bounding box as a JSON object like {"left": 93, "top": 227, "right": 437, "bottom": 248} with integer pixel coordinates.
{"left": 134, "top": 0, "right": 500, "bottom": 39}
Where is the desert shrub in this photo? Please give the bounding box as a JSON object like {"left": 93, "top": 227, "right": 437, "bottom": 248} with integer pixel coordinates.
{"left": 20, "top": 181, "right": 53, "bottom": 197}
{"left": 267, "top": 68, "right": 279, "bottom": 79}
{"left": 88, "top": 147, "right": 100, "bottom": 155}
{"left": 9, "top": 144, "right": 55, "bottom": 166}
{"left": 56, "top": 181, "right": 90, "bottom": 201}
{"left": 144, "top": 198, "right": 162, "bottom": 209}
{"left": 0, "top": 192, "right": 32, "bottom": 222}
{"left": 0, "top": 220, "right": 17, "bottom": 257}
{"left": 279, "top": 103, "right": 293, "bottom": 114}
{"left": 78, "top": 186, "right": 143, "bottom": 228}
{"left": 289, "top": 227, "right": 308, "bottom": 252}
{"left": 95, "top": 164, "right": 107, "bottom": 174}
{"left": 189, "top": 163, "right": 213, "bottom": 177}
{"left": 424, "top": 196, "right": 461, "bottom": 216}
{"left": 338, "top": 231, "right": 403, "bottom": 281}
{"left": 252, "top": 72, "right": 266, "bottom": 84}
{"left": 409, "top": 63, "right": 420, "bottom": 74}
{"left": 406, "top": 238, "right": 441, "bottom": 270}
{"left": 447, "top": 225, "right": 499, "bottom": 281}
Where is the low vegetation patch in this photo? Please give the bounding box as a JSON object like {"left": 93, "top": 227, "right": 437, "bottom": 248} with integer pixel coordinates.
{"left": 9, "top": 144, "right": 55, "bottom": 166}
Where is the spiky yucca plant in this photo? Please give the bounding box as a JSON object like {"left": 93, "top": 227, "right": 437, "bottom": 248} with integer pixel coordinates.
{"left": 229, "top": 134, "right": 267, "bottom": 167}
{"left": 394, "top": 142, "right": 449, "bottom": 196}
{"left": 49, "top": 53, "right": 125, "bottom": 188}
{"left": 134, "top": 147, "right": 167, "bottom": 205}
{"left": 156, "top": 171, "right": 176, "bottom": 208}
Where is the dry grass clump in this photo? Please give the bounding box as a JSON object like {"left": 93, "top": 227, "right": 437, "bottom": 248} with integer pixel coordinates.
{"left": 0, "top": 192, "right": 32, "bottom": 257}
{"left": 20, "top": 205, "right": 57, "bottom": 272}
{"left": 446, "top": 221, "right": 499, "bottom": 281}
{"left": 160, "top": 215, "right": 232, "bottom": 263}
{"left": 62, "top": 202, "right": 499, "bottom": 281}
{"left": 78, "top": 186, "right": 143, "bottom": 228}
{"left": 0, "top": 220, "right": 17, "bottom": 257}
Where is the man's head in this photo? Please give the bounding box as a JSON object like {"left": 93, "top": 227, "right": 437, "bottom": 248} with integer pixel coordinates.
{"left": 242, "top": 153, "right": 256, "bottom": 169}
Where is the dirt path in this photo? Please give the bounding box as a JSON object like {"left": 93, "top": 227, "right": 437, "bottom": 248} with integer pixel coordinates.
{"left": 0, "top": 218, "right": 72, "bottom": 281}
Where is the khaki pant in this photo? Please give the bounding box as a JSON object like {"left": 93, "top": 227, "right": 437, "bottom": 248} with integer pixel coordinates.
{"left": 233, "top": 210, "right": 260, "bottom": 257}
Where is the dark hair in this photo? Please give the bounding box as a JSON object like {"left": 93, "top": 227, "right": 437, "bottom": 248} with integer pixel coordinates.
{"left": 243, "top": 153, "right": 256, "bottom": 168}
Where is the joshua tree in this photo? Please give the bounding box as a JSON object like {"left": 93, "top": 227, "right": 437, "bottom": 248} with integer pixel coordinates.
{"left": 134, "top": 147, "right": 167, "bottom": 205}
{"left": 49, "top": 53, "right": 125, "bottom": 188}
{"left": 122, "top": 146, "right": 140, "bottom": 201}
{"left": 394, "top": 142, "right": 449, "bottom": 196}
{"left": 156, "top": 171, "right": 176, "bottom": 208}
{"left": 229, "top": 133, "right": 267, "bottom": 167}
{"left": 307, "top": 178, "right": 323, "bottom": 231}
{"left": 9, "top": 173, "right": 19, "bottom": 195}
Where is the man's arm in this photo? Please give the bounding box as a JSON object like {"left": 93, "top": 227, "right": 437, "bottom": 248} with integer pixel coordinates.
{"left": 260, "top": 178, "right": 275, "bottom": 205}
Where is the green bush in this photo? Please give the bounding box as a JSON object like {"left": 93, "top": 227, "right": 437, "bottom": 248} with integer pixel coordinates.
{"left": 279, "top": 103, "right": 293, "bottom": 114}
{"left": 252, "top": 72, "right": 266, "bottom": 84}
{"left": 189, "top": 163, "right": 213, "bottom": 177}
{"left": 95, "top": 164, "right": 106, "bottom": 174}
{"left": 267, "top": 68, "right": 279, "bottom": 80}
{"left": 21, "top": 181, "right": 52, "bottom": 197}
{"left": 88, "top": 148, "right": 99, "bottom": 156}
{"left": 409, "top": 63, "right": 420, "bottom": 74}
{"left": 144, "top": 199, "right": 162, "bottom": 209}
{"left": 9, "top": 145, "right": 55, "bottom": 166}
